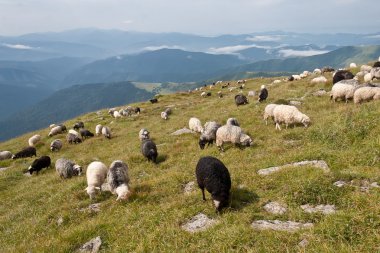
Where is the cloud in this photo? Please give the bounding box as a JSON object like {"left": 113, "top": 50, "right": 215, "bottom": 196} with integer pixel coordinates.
{"left": 142, "top": 45, "right": 185, "bottom": 51}
{"left": 278, "top": 49, "right": 330, "bottom": 57}
{"left": 209, "top": 44, "right": 272, "bottom": 54}
{"left": 366, "top": 34, "right": 380, "bottom": 39}
{"left": 122, "top": 20, "right": 133, "bottom": 25}
{"left": 245, "top": 35, "right": 285, "bottom": 42}
{"left": 2, "top": 43, "right": 36, "bottom": 50}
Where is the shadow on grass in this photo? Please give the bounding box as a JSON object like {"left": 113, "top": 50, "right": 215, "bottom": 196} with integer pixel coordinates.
{"left": 155, "top": 154, "right": 168, "bottom": 164}
{"left": 230, "top": 187, "right": 259, "bottom": 211}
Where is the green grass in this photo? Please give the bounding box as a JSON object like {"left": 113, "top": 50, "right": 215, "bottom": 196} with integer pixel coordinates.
{"left": 0, "top": 74, "right": 380, "bottom": 252}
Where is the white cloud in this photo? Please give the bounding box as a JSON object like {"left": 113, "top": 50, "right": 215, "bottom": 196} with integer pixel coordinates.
{"left": 278, "top": 49, "right": 330, "bottom": 57}
{"left": 122, "top": 20, "right": 133, "bottom": 25}
{"left": 142, "top": 45, "right": 185, "bottom": 51}
{"left": 2, "top": 43, "right": 36, "bottom": 50}
{"left": 209, "top": 44, "right": 272, "bottom": 54}
{"left": 245, "top": 35, "right": 285, "bottom": 42}
{"left": 366, "top": 34, "right": 380, "bottom": 39}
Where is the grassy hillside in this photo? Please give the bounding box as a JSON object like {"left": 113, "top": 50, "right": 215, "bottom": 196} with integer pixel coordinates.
{"left": 0, "top": 74, "right": 380, "bottom": 252}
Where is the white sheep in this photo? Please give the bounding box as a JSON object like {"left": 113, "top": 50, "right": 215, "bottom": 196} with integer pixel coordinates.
{"left": 28, "top": 134, "right": 41, "bottom": 147}
{"left": 370, "top": 67, "right": 380, "bottom": 80}
{"left": 68, "top": 129, "right": 80, "bottom": 137}
{"left": 49, "top": 124, "right": 57, "bottom": 129}
{"left": 355, "top": 71, "right": 366, "bottom": 78}
{"left": 161, "top": 111, "right": 168, "bottom": 120}
{"left": 201, "top": 91, "right": 207, "bottom": 97}
{"left": 199, "top": 121, "right": 221, "bottom": 149}
{"left": 292, "top": 75, "right": 301, "bottom": 80}
{"left": 272, "top": 80, "right": 281, "bottom": 84}
{"left": 263, "top": 104, "right": 278, "bottom": 125}
{"left": 85, "top": 161, "right": 108, "bottom": 199}
{"left": 0, "top": 151, "right": 12, "bottom": 160}
{"left": 360, "top": 65, "right": 372, "bottom": 72}
{"left": 189, "top": 117, "right": 203, "bottom": 133}
{"left": 226, "top": 118, "right": 240, "bottom": 127}
{"left": 102, "top": 126, "right": 111, "bottom": 139}
{"left": 349, "top": 63, "right": 357, "bottom": 68}
{"left": 364, "top": 73, "right": 373, "bottom": 82}
{"left": 310, "top": 76, "right": 327, "bottom": 84}
{"left": 107, "top": 160, "right": 131, "bottom": 201}
{"left": 48, "top": 126, "right": 64, "bottom": 137}
{"left": 50, "top": 139, "right": 63, "bottom": 151}
{"left": 330, "top": 80, "right": 359, "bottom": 102}
{"left": 353, "top": 86, "right": 380, "bottom": 104}
{"left": 113, "top": 111, "right": 122, "bottom": 118}
{"left": 313, "top": 68, "right": 322, "bottom": 75}
{"left": 139, "top": 128, "right": 150, "bottom": 141}
{"left": 95, "top": 124, "right": 103, "bottom": 136}
{"left": 215, "top": 125, "right": 253, "bottom": 151}
{"left": 273, "top": 105, "right": 310, "bottom": 130}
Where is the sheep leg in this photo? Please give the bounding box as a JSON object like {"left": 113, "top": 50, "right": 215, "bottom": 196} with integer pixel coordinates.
{"left": 201, "top": 188, "right": 206, "bottom": 201}
{"left": 275, "top": 123, "right": 281, "bottom": 131}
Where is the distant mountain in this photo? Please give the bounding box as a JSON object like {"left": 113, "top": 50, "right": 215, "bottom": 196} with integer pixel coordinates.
{"left": 62, "top": 49, "right": 246, "bottom": 86}
{"left": 0, "top": 81, "right": 154, "bottom": 141}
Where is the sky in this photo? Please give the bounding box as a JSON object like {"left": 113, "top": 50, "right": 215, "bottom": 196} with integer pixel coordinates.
{"left": 0, "top": 0, "right": 379, "bottom": 36}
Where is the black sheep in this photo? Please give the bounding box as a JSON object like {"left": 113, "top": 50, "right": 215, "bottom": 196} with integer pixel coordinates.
{"left": 373, "top": 61, "right": 380, "bottom": 68}
{"left": 28, "top": 156, "right": 51, "bottom": 174}
{"left": 234, "top": 94, "right": 248, "bottom": 106}
{"left": 134, "top": 107, "right": 141, "bottom": 114}
{"left": 196, "top": 156, "right": 231, "bottom": 212}
{"left": 12, "top": 146, "right": 37, "bottom": 159}
{"left": 80, "top": 129, "right": 94, "bottom": 139}
{"left": 141, "top": 139, "right": 158, "bottom": 163}
{"left": 288, "top": 76, "right": 294, "bottom": 81}
{"left": 258, "top": 85, "right": 268, "bottom": 102}
{"left": 150, "top": 98, "right": 158, "bottom": 104}
{"left": 206, "top": 92, "right": 211, "bottom": 96}
{"left": 322, "top": 66, "right": 335, "bottom": 73}
{"left": 333, "top": 70, "right": 354, "bottom": 84}
{"left": 73, "top": 122, "right": 84, "bottom": 130}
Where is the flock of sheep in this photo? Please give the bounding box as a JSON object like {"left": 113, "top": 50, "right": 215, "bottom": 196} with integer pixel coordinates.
{"left": 0, "top": 58, "right": 379, "bottom": 212}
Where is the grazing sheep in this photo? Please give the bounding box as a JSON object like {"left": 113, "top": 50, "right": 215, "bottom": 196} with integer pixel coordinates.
{"left": 215, "top": 125, "right": 253, "bottom": 151}
{"left": 189, "top": 117, "right": 204, "bottom": 133}
{"left": 68, "top": 129, "right": 80, "bottom": 137}
{"left": 164, "top": 108, "right": 172, "bottom": 115}
{"left": 0, "top": 151, "right": 12, "bottom": 160}
{"left": 353, "top": 86, "right": 380, "bottom": 104}
{"left": 28, "top": 156, "right": 51, "bottom": 175}
{"left": 226, "top": 118, "right": 239, "bottom": 127}
{"left": 373, "top": 62, "right": 380, "bottom": 68}
{"left": 28, "top": 134, "right": 41, "bottom": 147}
{"left": 288, "top": 76, "right": 295, "bottom": 81}
{"left": 49, "top": 124, "right": 57, "bottom": 128}
{"left": 273, "top": 80, "right": 282, "bottom": 84}
{"left": 355, "top": 71, "right": 366, "bottom": 78}
{"left": 330, "top": 79, "right": 360, "bottom": 102}
{"left": 258, "top": 85, "right": 268, "bottom": 102}
{"left": 161, "top": 111, "right": 168, "bottom": 120}
{"left": 80, "top": 129, "right": 94, "bottom": 139}
{"left": 361, "top": 65, "right": 372, "bottom": 72}
{"left": 150, "top": 98, "right": 158, "bottom": 103}
{"left": 102, "top": 126, "right": 112, "bottom": 139}
{"left": 108, "top": 108, "right": 117, "bottom": 115}
{"left": 66, "top": 133, "right": 82, "bottom": 144}
{"left": 349, "top": 63, "right": 357, "bottom": 68}
{"left": 263, "top": 104, "right": 278, "bottom": 125}
{"left": 55, "top": 158, "right": 82, "bottom": 179}
{"left": 311, "top": 76, "right": 328, "bottom": 84}
{"left": 141, "top": 139, "right": 158, "bottom": 163}
{"left": 322, "top": 66, "right": 335, "bottom": 73}
{"left": 217, "top": 91, "right": 223, "bottom": 98}
{"left": 248, "top": 91, "right": 255, "bottom": 97}
{"left": 199, "top": 121, "right": 221, "bottom": 149}
{"left": 134, "top": 107, "right": 141, "bottom": 114}
{"left": 333, "top": 70, "right": 354, "bottom": 84}
{"left": 95, "top": 124, "right": 103, "bottom": 136}
{"left": 292, "top": 75, "right": 301, "bottom": 80}
{"left": 364, "top": 73, "right": 373, "bottom": 82}
{"left": 50, "top": 139, "right": 63, "bottom": 151}
{"left": 73, "top": 122, "right": 84, "bottom": 130}
{"left": 139, "top": 128, "right": 150, "bottom": 141}
{"left": 48, "top": 125, "right": 65, "bottom": 137}
{"left": 273, "top": 105, "right": 310, "bottom": 130}
{"left": 58, "top": 124, "right": 67, "bottom": 132}
{"left": 113, "top": 111, "right": 122, "bottom": 118}
{"left": 85, "top": 161, "right": 108, "bottom": 199}
{"left": 107, "top": 160, "right": 131, "bottom": 201}
{"left": 313, "top": 68, "right": 322, "bottom": 75}
{"left": 370, "top": 67, "right": 380, "bottom": 80}
{"left": 12, "top": 147, "right": 36, "bottom": 159}
{"left": 235, "top": 94, "right": 249, "bottom": 106}
{"left": 201, "top": 91, "right": 207, "bottom": 97}
{"left": 196, "top": 156, "right": 231, "bottom": 212}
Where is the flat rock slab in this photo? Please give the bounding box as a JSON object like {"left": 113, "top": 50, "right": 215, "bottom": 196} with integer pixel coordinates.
{"left": 181, "top": 213, "right": 218, "bottom": 233}
{"left": 251, "top": 220, "right": 313, "bottom": 232}
{"left": 184, "top": 181, "right": 195, "bottom": 194}
{"left": 289, "top": 100, "right": 302, "bottom": 106}
{"left": 313, "top": 89, "right": 327, "bottom": 96}
{"left": 258, "top": 160, "right": 329, "bottom": 176}
{"left": 333, "top": 180, "right": 379, "bottom": 191}
{"left": 171, "top": 128, "right": 194, "bottom": 135}
{"left": 263, "top": 202, "right": 287, "bottom": 215}
{"left": 79, "top": 203, "right": 101, "bottom": 213}
{"left": 301, "top": 204, "right": 336, "bottom": 214}
{"left": 78, "top": 236, "right": 102, "bottom": 253}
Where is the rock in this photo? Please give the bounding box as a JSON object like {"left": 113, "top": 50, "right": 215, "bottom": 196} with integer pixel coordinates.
{"left": 79, "top": 236, "right": 102, "bottom": 253}
{"left": 181, "top": 213, "right": 218, "bottom": 233}
{"left": 258, "top": 160, "right": 330, "bottom": 176}
{"left": 289, "top": 100, "right": 302, "bottom": 106}
{"left": 298, "top": 239, "right": 309, "bottom": 248}
{"left": 57, "top": 216, "right": 64, "bottom": 226}
{"left": 0, "top": 167, "right": 9, "bottom": 172}
{"left": 251, "top": 220, "right": 313, "bottom": 232}
{"left": 300, "top": 204, "right": 336, "bottom": 214}
{"left": 263, "top": 202, "right": 287, "bottom": 215}
{"left": 184, "top": 181, "right": 195, "bottom": 194}
{"left": 171, "top": 128, "right": 194, "bottom": 135}
{"left": 79, "top": 203, "right": 101, "bottom": 213}
{"left": 313, "top": 89, "right": 327, "bottom": 96}
{"left": 333, "top": 181, "right": 347, "bottom": 187}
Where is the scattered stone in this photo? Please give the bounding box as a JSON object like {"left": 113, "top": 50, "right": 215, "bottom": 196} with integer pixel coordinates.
{"left": 263, "top": 202, "right": 287, "bottom": 215}
{"left": 79, "top": 203, "right": 101, "bottom": 213}
{"left": 57, "top": 216, "right": 64, "bottom": 226}
{"left": 171, "top": 128, "right": 194, "bottom": 136}
{"left": 298, "top": 239, "right": 309, "bottom": 248}
{"left": 371, "top": 182, "right": 379, "bottom": 188}
{"left": 333, "top": 180, "right": 379, "bottom": 191}
{"left": 251, "top": 220, "right": 313, "bottom": 232}
{"left": 79, "top": 236, "right": 102, "bottom": 253}
{"left": 333, "top": 180, "right": 347, "bottom": 187}
{"left": 301, "top": 204, "right": 336, "bottom": 214}
{"left": 0, "top": 167, "right": 9, "bottom": 172}
{"left": 184, "top": 181, "right": 195, "bottom": 194}
{"left": 313, "top": 89, "right": 327, "bottom": 97}
{"left": 258, "top": 160, "right": 330, "bottom": 176}
{"left": 289, "top": 100, "right": 302, "bottom": 106}
{"left": 181, "top": 213, "right": 218, "bottom": 233}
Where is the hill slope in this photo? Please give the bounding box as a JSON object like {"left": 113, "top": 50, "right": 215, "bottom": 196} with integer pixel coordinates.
{"left": 0, "top": 74, "right": 379, "bottom": 252}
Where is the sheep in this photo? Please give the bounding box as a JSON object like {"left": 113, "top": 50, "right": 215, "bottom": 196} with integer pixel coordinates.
{"left": 28, "top": 156, "right": 51, "bottom": 175}
{"left": 50, "top": 139, "right": 63, "bottom": 151}
{"left": 333, "top": 70, "right": 354, "bottom": 84}
{"left": 66, "top": 133, "right": 82, "bottom": 144}
{"left": 292, "top": 75, "right": 301, "bottom": 80}
{"left": 364, "top": 72, "right": 373, "bottom": 82}
{"left": 217, "top": 91, "right": 223, "bottom": 98}
{"left": 373, "top": 61, "right": 380, "bottom": 68}
{"left": 195, "top": 156, "right": 231, "bottom": 212}
{"left": 215, "top": 125, "right": 253, "bottom": 151}
{"left": 139, "top": 128, "right": 150, "bottom": 141}
{"left": 201, "top": 91, "right": 207, "bottom": 97}
{"left": 0, "top": 151, "right": 12, "bottom": 160}
{"left": 28, "top": 134, "right": 41, "bottom": 147}
{"left": 49, "top": 124, "right": 57, "bottom": 128}
{"left": 288, "top": 76, "right": 295, "bottom": 81}
{"left": 150, "top": 98, "right": 158, "bottom": 103}
{"left": 134, "top": 107, "right": 141, "bottom": 114}
{"left": 48, "top": 125, "right": 65, "bottom": 137}
{"left": 313, "top": 68, "right": 322, "bottom": 75}
{"left": 55, "top": 158, "right": 82, "bottom": 179}
{"left": 370, "top": 67, "right": 380, "bottom": 80}
{"left": 95, "top": 124, "right": 103, "bottom": 136}
{"left": 258, "top": 85, "right": 268, "bottom": 102}
{"left": 330, "top": 80, "right": 360, "bottom": 102}
{"left": 263, "top": 104, "right": 278, "bottom": 125}
{"left": 353, "top": 86, "right": 380, "bottom": 104}
{"left": 102, "top": 126, "right": 111, "bottom": 139}
{"left": 141, "top": 139, "right": 158, "bottom": 163}
{"left": 199, "top": 121, "right": 221, "bottom": 149}
{"left": 164, "top": 108, "right": 172, "bottom": 115}
{"left": 310, "top": 76, "right": 327, "bottom": 84}
{"left": 108, "top": 108, "right": 117, "bottom": 115}
{"left": 58, "top": 124, "right": 67, "bottom": 132}
{"left": 161, "top": 111, "right": 168, "bottom": 120}
{"left": 355, "top": 71, "right": 366, "bottom": 78}
{"left": 189, "top": 117, "right": 204, "bottom": 133}
{"left": 12, "top": 147, "right": 36, "bottom": 159}
{"left": 226, "top": 118, "right": 239, "bottom": 127}
{"left": 80, "top": 129, "right": 94, "bottom": 139}
{"left": 349, "top": 63, "right": 357, "bottom": 68}
{"left": 273, "top": 105, "right": 310, "bottom": 130}
{"left": 85, "top": 161, "right": 108, "bottom": 199}
{"left": 68, "top": 129, "right": 80, "bottom": 137}
{"left": 107, "top": 160, "right": 131, "bottom": 201}
{"left": 248, "top": 91, "right": 256, "bottom": 97}
{"left": 113, "top": 111, "right": 122, "bottom": 118}
{"left": 322, "top": 66, "right": 335, "bottom": 73}
{"left": 361, "top": 65, "right": 372, "bottom": 72}
{"left": 73, "top": 122, "right": 84, "bottom": 130}
{"left": 272, "top": 80, "right": 282, "bottom": 84}
{"left": 234, "top": 94, "right": 248, "bottom": 106}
